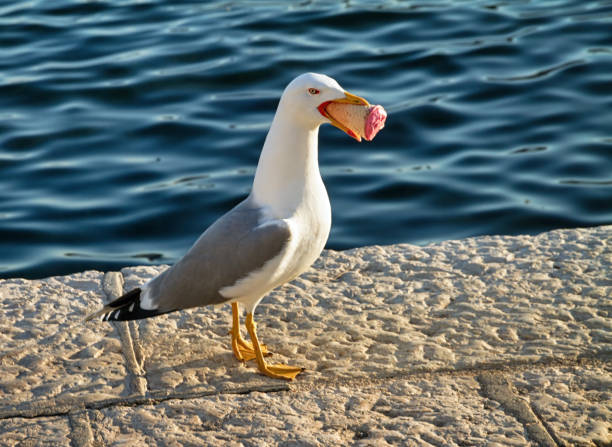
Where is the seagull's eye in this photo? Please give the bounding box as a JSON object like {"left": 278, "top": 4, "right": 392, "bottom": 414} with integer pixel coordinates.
{"left": 308, "top": 88, "right": 320, "bottom": 95}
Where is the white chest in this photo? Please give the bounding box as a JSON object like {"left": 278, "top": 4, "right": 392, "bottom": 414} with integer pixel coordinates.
{"left": 219, "top": 179, "right": 331, "bottom": 310}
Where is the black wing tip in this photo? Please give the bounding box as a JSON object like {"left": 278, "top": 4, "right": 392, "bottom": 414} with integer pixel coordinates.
{"left": 99, "top": 288, "right": 176, "bottom": 322}
{"left": 85, "top": 287, "right": 177, "bottom": 322}
{"left": 101, "top": 306, "right": 167, "bottom": 322}
{"left": 106, "top": 287, "right": 142, "bottom": 308}
{"left": 84, "top": 288, "right": 142, "bottom": 322}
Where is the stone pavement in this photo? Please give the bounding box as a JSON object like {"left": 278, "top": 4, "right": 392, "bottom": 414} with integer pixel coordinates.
{"left": 0, "top": 226, "right": 610, "bottom": 446}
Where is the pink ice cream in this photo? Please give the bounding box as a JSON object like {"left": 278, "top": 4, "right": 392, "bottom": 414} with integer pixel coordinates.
{"left": 325, "top": 102, "right": 387, "bottom": 142}
{"left": 364, "top": 105, "right": 387, "bottom": 141}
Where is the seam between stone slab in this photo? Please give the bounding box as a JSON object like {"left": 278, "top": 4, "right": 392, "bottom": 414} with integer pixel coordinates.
{"left": 102, "top": 271, "right": 148, "bottom": 396}
{"left": 1, "top": 349, "right": 607, "bottom": 421}
{"left": 292, "top": 349, "right": 611, "bottom": 393}
{"left": 528, "top": 401, "right": 568, "bottom": 447}
{"left": 477, "top": 372, "right": 559, "bottom": 447}
{"left": 0, "top": 384, "right": 290, "bottom": 420}
{"left": 68, "top": 410, "right": 94, "bottom": 447}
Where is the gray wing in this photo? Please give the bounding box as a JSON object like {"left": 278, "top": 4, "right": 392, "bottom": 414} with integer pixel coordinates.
{"left": 146, "top": 197, "right": 291, "bottom": 311}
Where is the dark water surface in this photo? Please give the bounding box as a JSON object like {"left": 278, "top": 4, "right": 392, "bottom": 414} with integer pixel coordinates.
{"left": 1, "top": 0, "right": 611, "bottom": 279}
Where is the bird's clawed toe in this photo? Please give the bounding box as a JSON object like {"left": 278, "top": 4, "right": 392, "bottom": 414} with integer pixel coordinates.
{"left": 259, "top": 363, "right": 304, "bottom": 380}
{"left": 235, "top": 338, "right": 271, "bottom": 362}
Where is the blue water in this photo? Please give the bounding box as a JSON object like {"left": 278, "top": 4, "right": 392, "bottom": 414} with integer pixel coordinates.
{"left": 1, "top": 0, "right": 611, "bottom": 279}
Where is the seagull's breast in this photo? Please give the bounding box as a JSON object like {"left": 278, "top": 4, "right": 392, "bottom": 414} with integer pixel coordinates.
{"left": 219, "top": 177, "right": 331, "bottom": 307}
{"left": 290, "top": 176, "right": 332, "bottom": 270}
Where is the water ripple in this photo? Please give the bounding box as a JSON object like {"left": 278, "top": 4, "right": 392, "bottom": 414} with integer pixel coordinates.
{"left": 488, "top": 59, "right": 587, "bottom": 82}
{"left": 1, "top": 0, "right": 611, "bottom": 279}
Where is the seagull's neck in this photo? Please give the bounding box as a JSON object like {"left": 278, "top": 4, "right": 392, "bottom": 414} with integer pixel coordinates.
{"left": 251, "top": 110, "right": 323, "bottom": 217}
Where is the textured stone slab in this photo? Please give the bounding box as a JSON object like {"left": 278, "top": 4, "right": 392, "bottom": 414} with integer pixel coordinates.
{"left": 0, "top": 415, "right": 71, "bottom": 447}
{"left": 0, "top": 271, "right": 129, "bottom": 412}
{"left": 0, "top": 226, "right": 609, "bottom": 444}
{"left": 119, "top": 226, "right": 611, "bottom": 395}
{"left": 88, "top": 376, "right": 534, "bottom": 446}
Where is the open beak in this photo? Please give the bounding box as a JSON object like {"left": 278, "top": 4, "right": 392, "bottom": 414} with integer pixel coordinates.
{"left": 318, "top": 91, "right": 370, "bottom": 141}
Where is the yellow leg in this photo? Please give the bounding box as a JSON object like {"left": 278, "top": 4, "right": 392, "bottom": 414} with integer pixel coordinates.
{"left": 230, "top": 303, "right": 269, "bottom": 362}
{"left": 245, "top": 312, "right": 303, "bottom": 380}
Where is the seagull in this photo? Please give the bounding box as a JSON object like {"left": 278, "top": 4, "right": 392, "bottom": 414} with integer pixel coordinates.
{"left": 86, "top": 73, "right": 386, "bottom": 380}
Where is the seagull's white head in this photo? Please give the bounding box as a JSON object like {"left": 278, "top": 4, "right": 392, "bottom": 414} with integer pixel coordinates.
{"left": 279, "top": 72, "right": 371, "bottom": 141}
